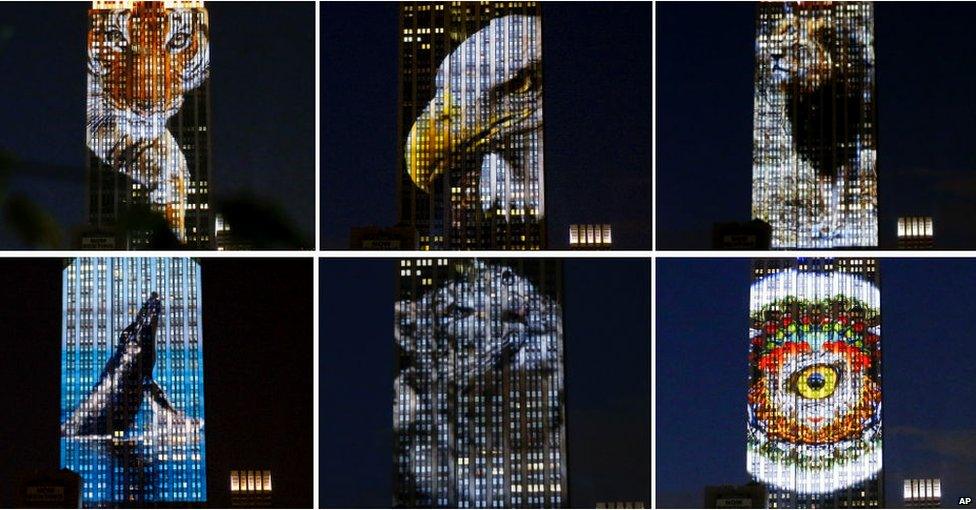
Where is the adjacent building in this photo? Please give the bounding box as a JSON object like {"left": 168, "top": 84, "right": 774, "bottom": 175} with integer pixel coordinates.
{"left": 703, "top": 483, "right": 766, "bottom": 509}
{"left": 61, "top": 257, "right": 207, "bottom": 506}
{"left": 394, "top": 258, "right": 568, "bottom": 507}
{"left": 397, "top": 2, "right": 545, "bottom": 250}
{"left": 230, "top": 470, "right": 272, "bottom": 507}
{"left": 85, "top": 1, "right": 215, "bottom": 249}
{"left": 904, "top": 478, "right": 941, "bottom": 508}
{"left": 569, "top": 224, "right": 612, "bottom": 250}
{"left": 751, "top": 2, "right": 878, "bottom": 249}
{"left": 897, "top": 216, "right": 935, "bottom": 249}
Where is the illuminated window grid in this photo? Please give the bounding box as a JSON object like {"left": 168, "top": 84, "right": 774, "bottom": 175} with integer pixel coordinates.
{"left": 397, "top": 2, "right": 545, "bottom": 250}
{"left": 748, "top": 258, "right": 881, "bottom": 508}
{"left": 751, "top": 2, "right": 878, "bottom": 249}
{"left": 87, "top": 2, "right": 214, "bottom": 249}
{"left": 394, "top": 258, "right": 567, "bottom": 508}
{"left": 61, "top": 257, "right": 206, "bottom": 505}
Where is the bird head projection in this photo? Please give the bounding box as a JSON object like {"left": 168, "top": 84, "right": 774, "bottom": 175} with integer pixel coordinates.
{"left": 405, "top": 14, "right": 544, "bottom": 229}
{"left": 747, "top": 269, "right": 882, "bottom": 494}
{"left": 394, "top": 260, "right": 565, "bottom": 506}
{"left": 61, "top": 258, "right": 206, "bottom": 504}
{"left": 87, "top": 0, "right": 210, "bottom": 242}
{"left": 752, "top": 2, "right": 878, "bottom": 248}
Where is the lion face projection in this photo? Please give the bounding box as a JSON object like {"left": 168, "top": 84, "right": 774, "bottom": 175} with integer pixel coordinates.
{"left": 394, "top": 261, "right": 565, "bottom": 506}
{"left": 747, "top": 269, "right": 882, "bottom": 494}
{"left": 752, "top": 2, "right": 878, "bottom": 248}
{"left": 87, "top": 1, "right": 210, "bottom": 242}
{"left": 405, "top": 15, "right": 544, "bottom": 223}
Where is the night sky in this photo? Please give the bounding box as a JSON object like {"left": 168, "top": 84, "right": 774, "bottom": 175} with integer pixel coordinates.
{"left": 0, "top": 258, "right": 313, "bottom": 508}
{"left": 657, "top": 2, "right": 976, "bottom": 250}
{"left": 0, "top": 2, "right": 314, "bottom": 249}
{"left": 321, "top": 2, "right": 652, "bottom": 250}
{"left": 319, "top": 258, "right": 651, "bottom": 507}
{"left": 656, "top": 258, "right": 976, "bottom": 508}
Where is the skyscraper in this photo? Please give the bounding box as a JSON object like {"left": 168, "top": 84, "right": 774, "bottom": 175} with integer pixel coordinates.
{"left": 61, "top": 257, "right": 207, "bottom": 506}
{"left": 748, "top": 5, "right": 883, "bottom": 505}
{"left": 394, "top": 258, "right": 568, "bottom": 508}
{"left": 397, "top": 2, "right": 545, "bottom": 250}
{"left": 751, "top": 2, "right": 878, "bottom": 249}
{"left": 86, "top": 0, "right": 214, "bottom": 249}
{"left": 747, "top": 258, "right": 882, "bottom": 508}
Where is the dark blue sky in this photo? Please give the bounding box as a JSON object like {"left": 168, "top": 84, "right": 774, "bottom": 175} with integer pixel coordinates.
{"left": 0, "top": 2, "right": 314, "bottom": 248}
{"left": 657, "top": 2, "right": 976, "bottom": 250}
{"left": 320, "top": 258, "right": 650, "bottom": 507}
{"left": 321, "top": 2, "right": 651, "bottom": 250}
{"left": 656, "top": 258, "right": 976, "bottom": 508}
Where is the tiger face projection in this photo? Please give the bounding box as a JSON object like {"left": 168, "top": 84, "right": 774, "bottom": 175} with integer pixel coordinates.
{"left": 752, "top": 2, "right": 878, "bottom": 248}
{"left": 747, "top": 269, "right": 882, "bottom": 494}
{"left": 394, "top": 261, "right": 566, "bottom": 507}
{"left": 405, "top": 15, "right": 544, "bottom": 226}
{"left": 87, "top": 1, "right": 210, "bottom": 242}
{"left": 61, "top": 258, "right": 206, "bottom": 505}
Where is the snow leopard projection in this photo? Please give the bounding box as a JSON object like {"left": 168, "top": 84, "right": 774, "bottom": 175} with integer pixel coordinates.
{"left": 394, "top": 261, "right": 565, "bottom": 506}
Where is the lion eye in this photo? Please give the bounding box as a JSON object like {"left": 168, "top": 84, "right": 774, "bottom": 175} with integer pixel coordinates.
{"left": 445, "top": 304, "right": 474, "bottom": 320}
{"left": 168, "top": 32, "right": 191, "bottom": 51}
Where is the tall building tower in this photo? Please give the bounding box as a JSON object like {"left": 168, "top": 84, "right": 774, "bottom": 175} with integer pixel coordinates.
{"left": 394, "top": 258, "right": 568, "bottom": 508}
{"left": 748, "top": 258, "right": 883, "bottom": 508}
{"left": 397, "top": 2, "right": 545, "bottom": 250}
{"left": 86, "top": 1, "right": 215, "bottom": 249}
{"left": 61, "top": 257, "right": 207, "bottom": 506}
{"left": 752, "top": 2, "right": 878, "bottom": 249}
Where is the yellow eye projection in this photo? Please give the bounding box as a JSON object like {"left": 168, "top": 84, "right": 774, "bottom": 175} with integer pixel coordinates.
{"left": 795, "top": 364, "right": 838, "bottom": 399}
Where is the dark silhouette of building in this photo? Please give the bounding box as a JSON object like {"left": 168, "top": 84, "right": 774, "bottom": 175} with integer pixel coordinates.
{"left": 349, "top": 225, "right": 418, "bottom": 250}
{"left": 703, "top": 483, "right": 766, "bottom": 509}
{"left": 17, "top": 469, "right": 82, "bottom": 509}
{"left": 712, "top": 220, "right": 772, "bottom": 250}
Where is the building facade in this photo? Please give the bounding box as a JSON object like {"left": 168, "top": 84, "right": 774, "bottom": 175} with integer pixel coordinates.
{"left": 751, "top": 2, "right": 878, "bottom": 249}
{"left": 229, "top": 470, "right": 272, "bottom": 507}
{"left": 86, "top": 0, "right": 214, "bottom": 249}
{"left": 568, "top": 224, "right": 612, "bottom": 250}
{"left": 394, "top": 258, "right": 567, "bottom": 508}
{"left": 748, "top": 258, "right": 882, "bottom": 508}
{"left": 896, "top": 216, "right": 934, "bottom": 249}
{"left": 903, "top": 478, "right": 941, "bottom": 508}
{"left": 61, "top": 257, "right": 207, "bottom": 506}
{"left": 397, "top": 2, "right": 545, "bottom": 250}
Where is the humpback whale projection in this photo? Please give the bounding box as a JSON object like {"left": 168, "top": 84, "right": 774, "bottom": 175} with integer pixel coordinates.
{"left": 62, "top": 293, "right": 201, "bottom": 443}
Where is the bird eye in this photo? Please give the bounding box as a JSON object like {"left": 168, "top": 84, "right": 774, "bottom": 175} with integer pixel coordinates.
{"left": 792, "top": 364, "right": 838, "bottom": 400}
{"left": 168, "top": 32, "right": 191, "bottom": 51}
